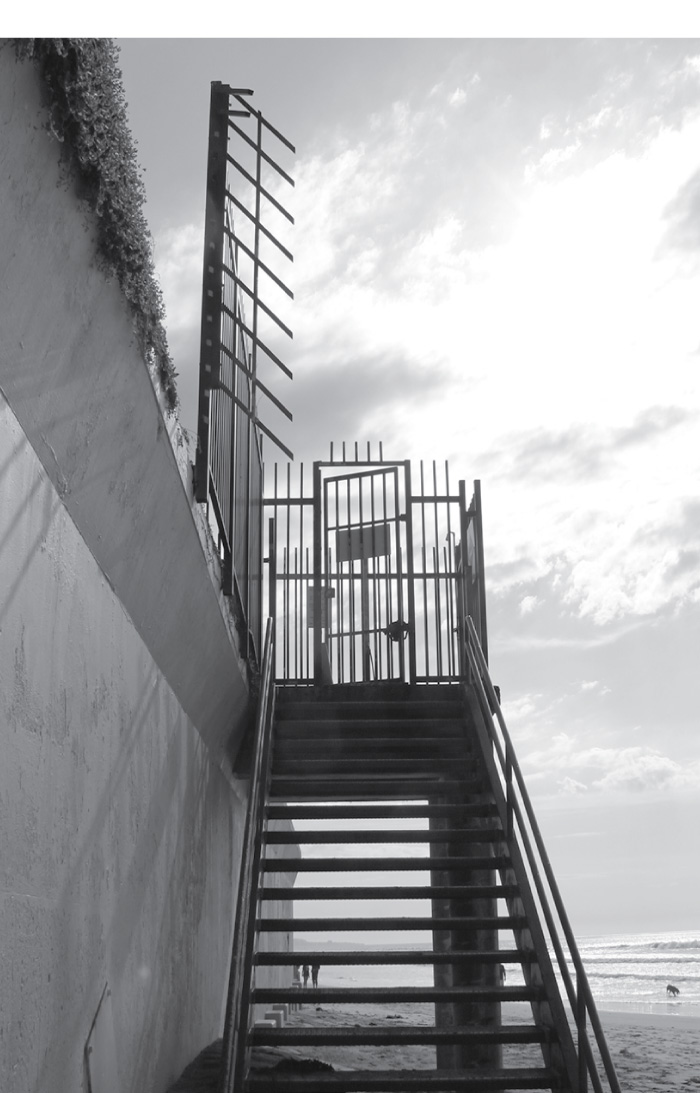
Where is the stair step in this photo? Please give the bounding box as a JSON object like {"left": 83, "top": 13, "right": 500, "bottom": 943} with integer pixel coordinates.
{"left": 266, "top": 802, "right": 498, "bottom": 821}
{"left": 245, "top": 1067, "right": 555, "bottom": 1091}
{"left": 250, "top": 1023, "right": 548, "bottom": 1047}
{"left": 265, "top": 828, "right": 502, "bottom": 845}
{"left": 262, "top": 855, "right": 510, "bottom": 872}
{"left": 274, "top": 736, "right": 470, "bottom": 754}
{"left": 271, "top": 759, "right": 477, "bottom": 776}
{"left": 259, "top": 884, "right": 516, "bottom": 901}
{"left": 252, "top": 986, "right": 543, "bottom": 1004}
{"left": 255, "top": 949, "right": 532, "bottom": 966}
{"left": 274, "top": 720, "right": 466, "bottom": 739}
{"left": 269, "top": 778, "right": 485, "bottom": 800}
{"left": 258, "top": 915, "right": 525, "bottom": 932}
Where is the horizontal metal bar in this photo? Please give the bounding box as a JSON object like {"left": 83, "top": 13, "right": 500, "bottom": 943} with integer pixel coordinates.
{"left": 238, "top": 320, "right": 293, "bottom": 379}
{"left": 226, "top": 195, "right": 294, "bottom": 261}
{"left": 226, "top": 168, "right": 294, "bottom": 224}
{"left": 254, "top": 377, "right": 293, "bottom": 421}
{"left": 226, "top": 277, "right": 293, "bottom": 338}
{"left": 227, "top": 118, "right": 295, "bottom": 184}
{"left": 225, "top": 248, "right": 294, "bottom": 299}
{"left": 256, "top": 416, "right": 294, "bottom": 460}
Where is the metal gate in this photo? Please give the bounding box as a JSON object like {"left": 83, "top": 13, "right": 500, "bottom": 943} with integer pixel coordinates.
{"left": 264, "top": 452, "right": 487, "bottom": 686}
{"left": 313, "top": 463, "right": 413, "bottom": 684}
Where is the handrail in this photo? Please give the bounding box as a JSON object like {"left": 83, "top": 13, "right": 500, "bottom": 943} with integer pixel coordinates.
{"left": 464, "top": 616, "right": 622, "bottom": 1093}
{"left": 218, "top": 618, "right": 276, "bottom": 1093}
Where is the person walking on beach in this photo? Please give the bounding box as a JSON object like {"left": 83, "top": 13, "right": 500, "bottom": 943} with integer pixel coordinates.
{"left": 311, "top": 963, "right": 320, "bottom": 988}
{"left": 302, "top": 964, "right": 310, "bottom": 988}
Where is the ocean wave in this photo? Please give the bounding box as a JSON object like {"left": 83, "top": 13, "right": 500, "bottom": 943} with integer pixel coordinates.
{"left": 594, "top": 938, "right": 700, "bottom": 953}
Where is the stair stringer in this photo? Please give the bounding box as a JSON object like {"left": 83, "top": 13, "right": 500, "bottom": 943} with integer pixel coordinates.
{"left": 462, "top": 685, "right": 580, "bottom": 1092}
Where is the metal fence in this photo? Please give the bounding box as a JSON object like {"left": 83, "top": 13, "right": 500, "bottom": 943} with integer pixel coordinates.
{"left": 195, "top": 83, "right": 294, "bottom": 664}
{"left": 264, "top": 450, "right": 487, "bottom": 685}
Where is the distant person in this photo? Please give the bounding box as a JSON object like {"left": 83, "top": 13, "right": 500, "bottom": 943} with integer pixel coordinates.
{"left": 311, "top": 963, "right": 320, "bottom": 988}
{"left": 302, "top": 964, "right": 310, "bottom": 988}
{"left": 499, "top": 964, "right": 507, "bottom": 985}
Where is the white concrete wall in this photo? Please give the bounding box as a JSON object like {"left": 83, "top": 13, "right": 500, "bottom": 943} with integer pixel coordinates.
{"left": 0, "top": 53, "right": 295, "bottom": 1093}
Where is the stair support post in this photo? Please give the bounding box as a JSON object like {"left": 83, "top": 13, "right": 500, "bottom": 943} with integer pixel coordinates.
{"left": 429, "top": 795, "right": 503, "bottom": 1071}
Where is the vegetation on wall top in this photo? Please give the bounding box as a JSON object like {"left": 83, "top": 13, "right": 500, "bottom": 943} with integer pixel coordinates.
{"left": 12, "top": 38, "right": 178, "bottom": 412}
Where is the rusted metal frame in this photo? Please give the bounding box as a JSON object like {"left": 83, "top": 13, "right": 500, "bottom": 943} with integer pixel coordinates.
{"left": 225, "top": 242, "right": 294, "bottom": 298}
{"left": 220, "top": 619, "right": 276, "bottom": 1093}
{"left": 466, "top": 620, "right": 620, "bottom": 1093}
{"left": 226, "top": 193, "right": 293, "bottom": 261}
{"left": 226, "top": 161, "right": 294, "bottom": 224}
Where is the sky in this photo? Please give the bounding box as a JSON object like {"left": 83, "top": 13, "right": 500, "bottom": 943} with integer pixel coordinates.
{"left": 115, "top": 36, "right": 700, "bottom": 939}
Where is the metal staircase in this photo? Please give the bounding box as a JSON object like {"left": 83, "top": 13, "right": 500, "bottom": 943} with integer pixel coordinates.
{"left": 218, "top": 659, "right": 621, "bottom": 1092}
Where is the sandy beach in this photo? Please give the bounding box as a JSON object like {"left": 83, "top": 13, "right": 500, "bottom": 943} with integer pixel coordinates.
{"left": 251, "top": 999, "right": 700, "bottom": 1090}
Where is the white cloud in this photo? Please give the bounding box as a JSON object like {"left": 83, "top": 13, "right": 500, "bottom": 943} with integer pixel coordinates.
{"left": 519, "top": 594, "right": 539, "bottom": 615}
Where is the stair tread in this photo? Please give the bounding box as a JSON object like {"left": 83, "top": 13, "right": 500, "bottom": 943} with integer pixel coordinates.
{"left": 262, "top": 855, "right": 510, "bottom": 871}
{"left": 255, "top": 949, "right": 533, "bottom": 965}
{"left": 246, "top": 1068, "right": 554, "bottom": 1092}
{"left": 259, "top": 915, "right": 524, "bottom": 931}
{"left": 259, "top": 885, "right": 515, "bottom": 900}
{"left": 252, "top": 986, "right": 543, "bottom": 1003}
{"left": 265, "top": 828, "right": 502, "bottom": 844}
{"left": 246, "top": 1067, "right": 555, "bottom": 1091}
{"left": 266, "top": 803, "right": 498, "bottom": 820}
{"left": 250, "top": 1024, "right": 547, "bottom": 1045}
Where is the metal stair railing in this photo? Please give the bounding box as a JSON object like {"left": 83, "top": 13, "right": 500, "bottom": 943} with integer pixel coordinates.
{"left": 219, "top": 618, "right": 276, "bottom": 1093}
{"left": 464, "top": 615, "right": 622, "bottom": 1093}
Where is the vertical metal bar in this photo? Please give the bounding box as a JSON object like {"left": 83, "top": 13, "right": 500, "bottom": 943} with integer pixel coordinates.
{"left": 312, "top": 462, "right": 323, "bottom": 683}
{"left": 578, "top": 969, "right": 588, "bottom": 1093}
{"left": 298, "top": 462, "right": 304, "bottom": 681}
{"left": 370, "top": 471, "right": 379, "bottom": 679}
{"left": 419, "top": 461, "right": 429, "bottom": 680}
{"left": 346, "top": 473, "right": 355, "bottom": 682}
{"left": 333, "top": 476, "right": 341, "bottom": 683}
{"left": 474, "top": 479, "right": 489, "bottom": 665}
{"left": 267, "top": 515, "right": 276, "bottom": 640}
{"left": 195, "top": 83, "right": 228, "bottom": 504}
{"left": 432, "top": 461, "right": 443, "bottom": 681}
{"left": 305, "top": 545, "right": 311, "bottom": 681}
{"left": 458, "top": 479, "right": 470, "bottom": 681}
{"left": 445, "top": 461, "right": 455, "bottom": 678}
{"left": 403, "top": 460, "right": 417, "bottom": 684}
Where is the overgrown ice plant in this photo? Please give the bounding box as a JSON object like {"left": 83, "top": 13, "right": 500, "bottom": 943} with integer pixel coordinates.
{"left": 11, "top": 37, "right": 179, "bottom": 412}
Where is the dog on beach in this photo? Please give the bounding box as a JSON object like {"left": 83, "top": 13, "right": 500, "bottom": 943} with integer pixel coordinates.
{"left": 666, "top": 983, "right": 680, "bottom": 996}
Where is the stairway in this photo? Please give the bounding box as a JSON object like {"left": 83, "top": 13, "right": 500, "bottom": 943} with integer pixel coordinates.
{"left": 240, "top": 684, "right": 580, "bottom": 1092}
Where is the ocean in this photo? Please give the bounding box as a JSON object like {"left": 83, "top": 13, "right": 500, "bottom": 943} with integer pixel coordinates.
{"left": 305, "top": 931, "right": 700, "bottom": 1018}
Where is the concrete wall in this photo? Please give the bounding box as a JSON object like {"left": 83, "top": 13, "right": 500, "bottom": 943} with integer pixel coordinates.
{"left": 0, "top": 53, "right": 294, "bottom": 1093}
